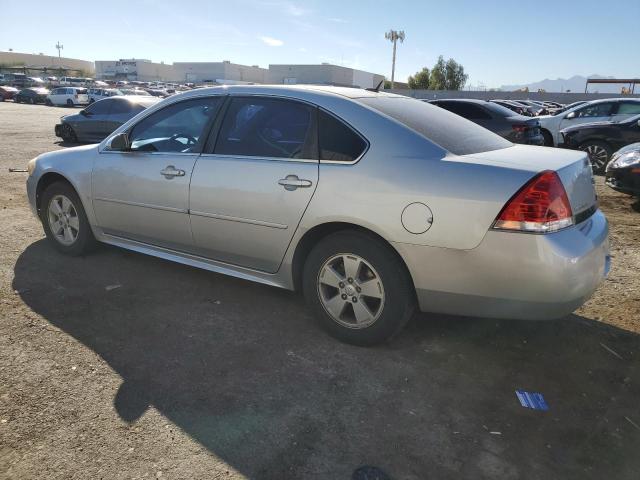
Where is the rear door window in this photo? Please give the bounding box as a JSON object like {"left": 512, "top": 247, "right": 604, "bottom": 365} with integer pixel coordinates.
{"left": 358, "top": 97, "right": 511, "bottom": 155}
{"left": 319, "top": 110, "right": 367, "bottom": 162}
{"left": 214, "top": 97, "right": 315, "bottom": 159}
{"left": 616, "top": 102, "right": 640, "bottom": 115}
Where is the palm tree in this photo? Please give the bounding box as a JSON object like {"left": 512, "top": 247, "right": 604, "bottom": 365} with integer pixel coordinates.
{"left": 385, "top": 30, "right": 405, "bottom": 89}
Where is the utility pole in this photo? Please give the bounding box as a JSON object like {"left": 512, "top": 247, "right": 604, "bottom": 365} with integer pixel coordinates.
{"left": 385, "top": 29, "right": 405, "bottom": 89}
{"left": 55, "top": 41, "right": 63, "bottom": 65}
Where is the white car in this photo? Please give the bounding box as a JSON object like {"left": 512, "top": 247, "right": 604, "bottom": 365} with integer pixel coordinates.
{"left": 87, "top": 88, "right": 122, "bottom": 103}
{"left": 538, "top": 98, "right": 640, "bottom": 146}
{"left": 46, "top": 87, "right": 90, "bottom": 107}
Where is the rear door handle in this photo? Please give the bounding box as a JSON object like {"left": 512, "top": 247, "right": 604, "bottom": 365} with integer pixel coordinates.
{"left": 160, "top": 165, "right": 185, "bottom": 179}
{"left": 278, "top": 175, "right": 312, "bottom": 191}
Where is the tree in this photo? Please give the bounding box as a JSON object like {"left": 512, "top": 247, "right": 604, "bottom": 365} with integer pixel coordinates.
{"left": 408, "top": 67, "right": 430, "bottom": 89}
{"left": 384, "top": 29, "right": 405, "bottom": 89}
{"left": 444, "top": 58, "right": 468, "bottom": 90}
{"left": 428, "top": 56, "right": 446, "bottom": 90}
{"left": 383, "top": 80, "right": 392, "bottom": 89}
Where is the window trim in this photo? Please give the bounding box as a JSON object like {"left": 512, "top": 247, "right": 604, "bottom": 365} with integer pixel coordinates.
{"left": 204, "top": 94, "right": 320, "bottom": 163}
{"left": 317, "top": 107, "right": 370, "bottom": 165}
{"left": 101, "top": 94, "right": 226, "bottom": 155}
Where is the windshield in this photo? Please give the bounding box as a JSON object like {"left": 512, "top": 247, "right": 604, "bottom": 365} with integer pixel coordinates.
{"left": 357, "top": 96, "right": 512, "bottom": 155}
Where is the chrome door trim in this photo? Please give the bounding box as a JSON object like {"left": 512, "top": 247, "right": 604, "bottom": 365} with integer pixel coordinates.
{"left": 197, "top": 153, "right": 318, "bottom": 164}
{"left": 189, "top": 210, "right": 288, "bottom": 230}
{"left": 94, "top": 196, "right": 188, "bottom": 214}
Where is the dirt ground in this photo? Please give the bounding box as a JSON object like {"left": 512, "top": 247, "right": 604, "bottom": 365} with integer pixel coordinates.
{"left": 0, "top": 101, "right": 639, "bottom": 480}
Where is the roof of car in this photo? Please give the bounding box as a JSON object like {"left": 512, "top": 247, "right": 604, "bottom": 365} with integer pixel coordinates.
{"left": 428, "top": 98, "right": 489, "bottom": 104}
{"left": 176, "top": 84, "right": 405, "bottom": 100}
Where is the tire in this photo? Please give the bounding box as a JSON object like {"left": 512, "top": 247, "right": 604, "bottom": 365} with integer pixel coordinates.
{"left": 302, "top": 231, "right": 415, "bottom": 346}
{"left": 40, "top": 181, "right": 96, "bottom": 256}
{"left": 66, "top": 98, "right": 73, "bottom": 107}
{"left": 46, "top": 98, "right": 53, "bottom": 106}
{"left": 541, "top": 129, "right": 553, "bottom": 147}
{"left": 61, "top": 124, "right": 78, "bottom": 143}
{"left": 579, "top": 140, "right": 613, "bottom": 174}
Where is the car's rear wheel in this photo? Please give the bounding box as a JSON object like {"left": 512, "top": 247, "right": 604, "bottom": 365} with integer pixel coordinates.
{"left": 579, "top": 140, "right": 612, "bottom": 173}
{"left": 541, "top": 129, "right": 553, "bottom": 146}
{"left": 40, "top": 182, "right": 96, "bottom": 256}
{"left": 303, "top": 231, "right": 415, "bottom": 346}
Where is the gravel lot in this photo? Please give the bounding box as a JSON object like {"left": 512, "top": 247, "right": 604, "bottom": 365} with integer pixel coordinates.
{"left": 1, "top": 101, "right": 639, "bottom": 480}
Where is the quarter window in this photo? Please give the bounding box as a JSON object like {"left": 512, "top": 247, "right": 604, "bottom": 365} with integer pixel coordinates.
{"left": 129, "top": 97, "right": 222, "bottom": 153}
{"left": 319, "top": 110, "right": 367, "bottom": 162}
{"left": 214, "top": 97, "right": 314, "bottom": 159}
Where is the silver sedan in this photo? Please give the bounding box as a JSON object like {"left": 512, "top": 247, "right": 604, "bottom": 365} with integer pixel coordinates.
{"left": 26, "top": 85, "right": 610, "bottom": 345}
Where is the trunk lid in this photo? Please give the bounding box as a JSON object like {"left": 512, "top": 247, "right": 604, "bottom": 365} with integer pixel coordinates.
{"left": 457, "top": 144, "right": 598, "bottom": 220}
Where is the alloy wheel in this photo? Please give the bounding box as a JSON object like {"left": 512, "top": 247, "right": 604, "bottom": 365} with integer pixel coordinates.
{"left": 581, "top": 144, "right": 609, "bottom": 170}
{"left": 317, "top": 253, "right": 385, "bottom": 329}
{"left": 47, "top": 194, "right": 80, "bottom": 246}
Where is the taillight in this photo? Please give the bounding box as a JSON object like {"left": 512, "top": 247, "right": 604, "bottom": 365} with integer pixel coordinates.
{"left": 493, "top": 170, "right": 573, "bottom": 233}
{"left": 512, "top": 124, "right": 528, "bottom": 133}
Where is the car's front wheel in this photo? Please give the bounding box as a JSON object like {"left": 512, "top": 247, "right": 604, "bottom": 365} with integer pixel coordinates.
{"left": 66, "top": 98, "right": 73, "bottom": 107}
{"left": 60, "top": 124, "right": 78, "bottom": 143}
{"left": 579, "top": 140, "right": 612, "bottom": 173}
{"left": 40, "top": 181, "right": 96, "bottom": 255}
{"left": 303, "top": 231, "right": 415, "bottom": 346}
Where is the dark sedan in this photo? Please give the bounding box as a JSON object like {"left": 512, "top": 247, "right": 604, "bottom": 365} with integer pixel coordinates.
{"left": 15, "top": 88, "right": 50, "bottom": 104}
{"left": 428, "top": 99, "right": 544, "bottom": 145}
{"left": 0, "top": 86, "right": 19, "bottom": 101}
{"left": 560, "top": 114, "right": 640, "bottom": 173}
{"left": 605, "top": 143, "right": 640, "bottom": 197}
{"left": 55, "top": 96, "right": 158, "bottom": 143}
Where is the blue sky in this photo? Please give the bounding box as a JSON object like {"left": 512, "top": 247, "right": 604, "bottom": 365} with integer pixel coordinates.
{"left": 2, "top": 0, "right": 638, "bottom": 87}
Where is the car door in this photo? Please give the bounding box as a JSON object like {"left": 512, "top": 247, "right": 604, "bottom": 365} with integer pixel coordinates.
{"left": 189, "top": 95, "right": 319, "bottom": 272}
{"left": 92, "top": 96, "right": 223, "bottom": 251}
{"left": 78, "top": 98, "right": 113, "bottom": 142}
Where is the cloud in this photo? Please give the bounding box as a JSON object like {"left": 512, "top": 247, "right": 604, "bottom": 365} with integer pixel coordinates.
{"left": 260, "top": 1, "right": 310, "bottom": 17}
{"left": 328, "top": 17, "right": 348, "bottom": 23}
{"left": 260, "top": 36, "right": 284, "bottom": 47}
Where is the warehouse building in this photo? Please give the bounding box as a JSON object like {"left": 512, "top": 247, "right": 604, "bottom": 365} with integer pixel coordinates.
{"left": 173, "top": 61, "right": 267, "bottom": 84}
{"left": 95, "top": 59, "right": 177, "bottom": 82}
{"left": 0, "top": 50, "right": 95, "bottom": 76}
{"left": 94, "top": 58, "right": 385, "bottom": 88}
{"left": 268, "top": 63, "right": 385, "bottom": 88}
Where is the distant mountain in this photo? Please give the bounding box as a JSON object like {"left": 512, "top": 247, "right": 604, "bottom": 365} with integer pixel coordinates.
{"left": 500, "top": 75, "right": 629, "bottom": 93}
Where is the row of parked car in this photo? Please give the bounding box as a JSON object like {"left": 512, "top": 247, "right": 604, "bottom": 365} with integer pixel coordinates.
{"left": 427, "top": 97, "right": 640, "bottom": 174}
{"left": 0, "top": 85, "right": 158, "bottom": 106}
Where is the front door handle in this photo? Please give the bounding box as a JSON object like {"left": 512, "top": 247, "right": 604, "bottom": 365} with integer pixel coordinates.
{"left": 160, "top": 165, "right": 185, "bottom": 179}
{"left": 278, "top": 174, "right": 312, "bottom": 191}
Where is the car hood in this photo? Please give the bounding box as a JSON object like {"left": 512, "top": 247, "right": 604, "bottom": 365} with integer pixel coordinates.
{"left": 62, "top": 113, "right": 84, "bottom": 123}
{"left": 561, "top": 120, "right": 616, "bottom": 132}
{"left": 37, "top": 144, "right": 98, "bottom": 165}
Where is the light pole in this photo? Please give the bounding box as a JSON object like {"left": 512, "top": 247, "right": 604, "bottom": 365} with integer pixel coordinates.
{"left": 385, "top": 29, "right": 405, "bottom": 89}
{"left": 55, "top": 41, "right": 63, "bottom": 65}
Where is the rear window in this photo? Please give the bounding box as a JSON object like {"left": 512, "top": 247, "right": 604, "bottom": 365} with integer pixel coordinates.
{"left": 358, "top": 97, "right": 511, "bottom": 155}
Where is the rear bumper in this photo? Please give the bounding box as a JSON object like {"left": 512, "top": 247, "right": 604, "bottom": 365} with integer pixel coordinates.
{"left": 393, "top": 209, "right": 610, "bottom": 320}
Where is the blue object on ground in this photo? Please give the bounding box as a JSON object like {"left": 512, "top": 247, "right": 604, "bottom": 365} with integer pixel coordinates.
{"left": 516, "top": 390, "right": 549, "bottom": 411}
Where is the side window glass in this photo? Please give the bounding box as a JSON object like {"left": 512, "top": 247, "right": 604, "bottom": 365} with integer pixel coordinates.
{"left": 617, "top": 102, "right": 640, "bottom": 115}
{"left": 87, "top": 99, "right": 111, "bottom": 115}
{"left": 319, "top": 110, "right": 367, "bottom": 162}
{"left": 129, "top": 97, "right": 222, "bottom": 153}
{"left": 576, "top": 103, "right": 613, "bottom": 118}
{"left": 214, "top": 97, "right": 314, "bottom": 159}
{"left": 109, "top": 99, "right": 132, "bottom": 115}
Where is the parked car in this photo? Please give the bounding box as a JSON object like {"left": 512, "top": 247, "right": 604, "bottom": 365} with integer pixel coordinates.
{"left": 120, "top": 88, "right": 151, "bottom": 96}
{"left": 26, "top": 85, "right": 609, "bottom": 346}
{"left": 560, "top": 114, "right": 640, "bottom": 172}
{"left": 15, "top": 87, "right": 50, "bottom": 104}
{"left": 490, "top": 99, "right": 530, "bottom": 116}
{"left": 0, "top": 85, "right": 19, "bottom": 101}
{"left": 553, "top": 101, "right": 588, "bottom": 115}
{"left": 429, "top": 98, "right": 544, "bottom": 145}
{"left": 87, "top": 88, "right": 122, "bottom": 103}
{"left": 46, "top": 87, "right": 90, "bottom": 107}
{"left": 538, "top": 98, "right": 640, "bottom": 146}
{"left": 605, "top": 143, "right": 640, "bottom": 197}
{"left": 54, "top": 96, "right": 159, "bottom": 143}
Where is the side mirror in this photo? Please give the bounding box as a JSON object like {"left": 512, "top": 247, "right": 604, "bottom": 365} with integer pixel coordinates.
{"left": 637, "top": 119, "right": 640, "bottom": 128}
{"left": 79, "top": 109, "right": 89, "bottom": 116}
{"left": 566, "top": 111, "right": 576, "bottom": 119}
{"left": 109, "top": 132, "right": 130, "bottom": 151}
